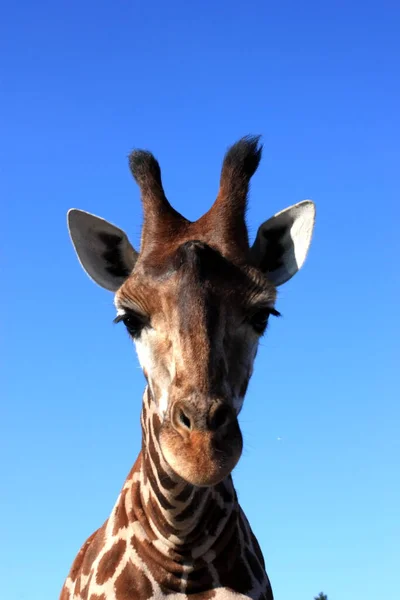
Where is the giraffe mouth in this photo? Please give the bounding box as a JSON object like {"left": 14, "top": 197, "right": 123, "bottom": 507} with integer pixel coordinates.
{"left": 159, "top": 422, "right": 243, "bottom": 486}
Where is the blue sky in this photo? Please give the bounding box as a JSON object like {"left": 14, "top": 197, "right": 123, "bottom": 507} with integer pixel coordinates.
{"left": 2, "top": 1, "right": 399, "bottom": 599}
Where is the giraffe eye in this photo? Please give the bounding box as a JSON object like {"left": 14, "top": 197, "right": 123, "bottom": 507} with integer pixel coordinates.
{"left": 248, "top": 307, "right": 280, "bottom": 335}
{"left": 114, "top": 310, "right": 149, "bottom": 338}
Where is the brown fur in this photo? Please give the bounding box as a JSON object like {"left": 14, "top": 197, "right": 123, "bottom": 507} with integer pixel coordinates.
{"left": 114, "top": 561, "right": 153, "bottom": 600}
{"left": 112, "top": 488, "right": 129, "bottom": 535}
{"left": 96, "top": 539, "right": 127, "bottom": 585}
{"left": 81, "top": 526, "right": 106, "bottom": 576}
{"left": 60, "top": 588, "right": 70, "bottom": 600}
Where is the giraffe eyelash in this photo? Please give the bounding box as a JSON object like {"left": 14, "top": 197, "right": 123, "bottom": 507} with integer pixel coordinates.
{"left": 113, "top": 309, "right": 150, "bottom": 338}
{"left": 247, "top": 306, "right": 281, "bottom": 335}
{"left": 247, "top": 306, "right": 281, "bottom": 319}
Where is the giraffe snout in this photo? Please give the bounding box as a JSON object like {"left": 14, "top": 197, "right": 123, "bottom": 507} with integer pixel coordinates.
{"left": 160, "top": 397, "right": 243, "bottom": 486}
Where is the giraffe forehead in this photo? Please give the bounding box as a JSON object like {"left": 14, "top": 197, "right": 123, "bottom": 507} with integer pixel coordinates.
{"left": 116, "top": 240, "right": 276, "bottom": 316}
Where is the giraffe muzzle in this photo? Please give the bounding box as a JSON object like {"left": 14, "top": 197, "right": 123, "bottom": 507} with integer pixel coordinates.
{"left": 159, "top": 398, "right": 243, "bottom": 486}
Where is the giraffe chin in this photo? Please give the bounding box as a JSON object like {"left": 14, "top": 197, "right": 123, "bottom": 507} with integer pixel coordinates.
{"left": 159, "top": 427, "right": 243, "bottom": 487}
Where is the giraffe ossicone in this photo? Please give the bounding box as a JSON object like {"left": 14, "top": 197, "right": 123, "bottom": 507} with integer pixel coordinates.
{"left": 61, "top": 136, "right": 315, "bottom": 600}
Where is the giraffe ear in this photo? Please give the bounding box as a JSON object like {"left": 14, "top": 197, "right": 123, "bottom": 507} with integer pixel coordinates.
{"left": 250, "top": 200, "right": 315, "bottom": 286}
{"left": 67, "top": 209, "right": 138, "bottom": 291}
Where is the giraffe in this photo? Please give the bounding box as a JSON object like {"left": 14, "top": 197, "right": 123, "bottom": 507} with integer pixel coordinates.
{"left": 61, "top": 136, "right": 315, "bottom": 600}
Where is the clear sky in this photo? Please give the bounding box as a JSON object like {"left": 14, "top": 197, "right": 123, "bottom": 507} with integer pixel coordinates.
{"left": 2, "top": 1, "right": 399, "bottom": 599}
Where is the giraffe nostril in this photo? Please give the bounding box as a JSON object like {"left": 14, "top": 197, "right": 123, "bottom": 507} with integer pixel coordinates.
{"left": 171, "top": 402, "right": 193, "bottom": 436}
{"left": 178, "top": 409, "right": 192, "bottom": 430}
{"left": 209, "top": 404, "right": 232, "bottom": 431}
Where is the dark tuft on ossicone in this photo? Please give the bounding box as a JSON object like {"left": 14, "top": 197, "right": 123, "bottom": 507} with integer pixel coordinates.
{"left": 126, "top": 136, "right": 263, "bottom": 255}
{"left": 128, "top": 150, "right": 163, "bottom": 188}
{"left": 221, "top": 135, "right": 263, "bottom": 181}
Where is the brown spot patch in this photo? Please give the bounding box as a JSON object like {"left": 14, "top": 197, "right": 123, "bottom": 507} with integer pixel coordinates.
{"left": 59, "top": 587, "right": 70, "bottom": 600}
{"left": 245, "top": 546, "right": 265, "bottom": 584}
{"left": 207, "top": 503, "right": 228, "bottom": 537}
{"left": 152, "top": 411, "right": 161, "bottom": 433}
{"left": 112, "top": 489, "right": 129, "bottom": 535}
{"left": 175, "top": 489, "right": 202, "bottom": 522}
{"left": 174, "top": 483, "right": 193, "bottom": 503}
{"left": 73, "top": 575, "right": 81, "bottom": 596}
{"left": 147, "top": 425, "right": 176, "bottom": 491}
{"left": 250, "top": 530, "right": 266, "bottom": 569}
{"left": 214, "top": 529, "right": 253, "bottom": 593}
{"left": 239, "top": 513, "right": 250, "bottom": 545}
{"left": 258, "top": 587, "right": 274, "bottom": 600}
{"left": 210, "top": 509, "right": 237, "bottom": 558}
{"left": 80, "top": 573, "right": 93, "bottom": 600}
{"left": 96, "top": 539, "right": 127, "bottom": 585}
{"left": 81, "top": 525, "right": 106, "bottom": 576}
{"left": 124, "top": 457, "right": 140, "bottom": 482}
{"left": 239, "top": 379, "right": 249, "bottom": 398}
{"left": 89, "top": 595, "right": 106, "bottom": 600}
{"left": 216, "top": 480, "right": 234, "bottom": 504}
{"left": 129, "top": 478, "right": 157, "bottom": 542}
{"left": 70, "top": 531, "right": 97, "bottom": 581}
{"left": 144, "top": 458, "right": 175, "bottom": 511}
{"left": 114, "top": 560, "right": 153, "bottom": 600}
{"left": 144, "top": 494, "right": 177, "bottom": 538}
{"left": 186, "top": 564, "right": 215, "bottom": 594}
{"left": 218, "top": 558, "right": 253, "bottom": 593}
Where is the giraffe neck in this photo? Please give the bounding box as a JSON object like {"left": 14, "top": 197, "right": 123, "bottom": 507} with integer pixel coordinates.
{"left": 62, "top": 387, "right": 273, "bottom": 598}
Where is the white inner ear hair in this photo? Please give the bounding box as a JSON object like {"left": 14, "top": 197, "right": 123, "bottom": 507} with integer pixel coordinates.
{"left": 290, "top": 205, "right": 314, "bottom": 270}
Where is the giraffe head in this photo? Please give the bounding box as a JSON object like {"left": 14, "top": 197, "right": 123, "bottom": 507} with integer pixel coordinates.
{"left": 68, "top": 136, "right": 315, "bottom": 487}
